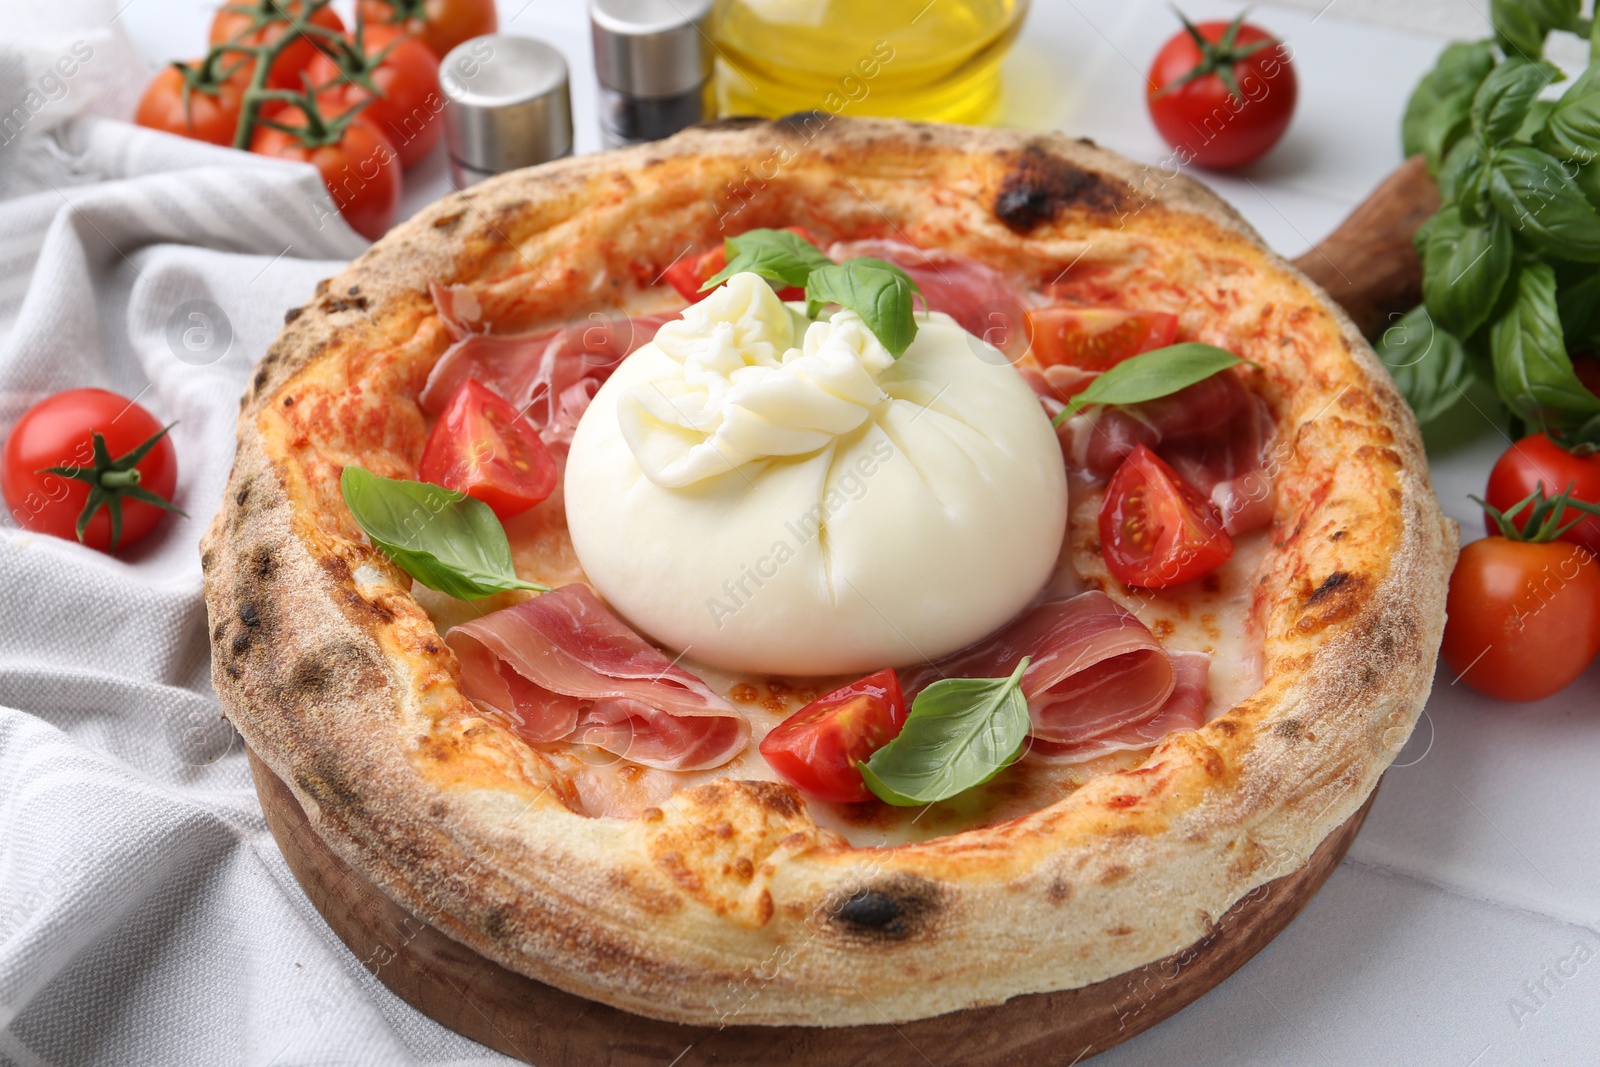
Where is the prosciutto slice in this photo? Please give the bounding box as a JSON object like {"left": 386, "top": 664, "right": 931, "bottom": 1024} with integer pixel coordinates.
{"left": 1027, "top": 651, "right": 1210, "bottom": 763}
{"left": 1049, "top": 370, "right": 1277, "bottom": 535}
{"left": 421, "top": 284, "right": 672, "bottom": 449}
{"left": 827, "top": 238, "right": 1028, "bottom": 340}
{"left": 446, "top": 585, "right": 749, "bottom": 771}
{"left": 901, "top": 591, "right": 1193, "bottom": 747}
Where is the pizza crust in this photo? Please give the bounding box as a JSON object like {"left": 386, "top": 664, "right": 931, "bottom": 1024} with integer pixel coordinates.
{"left": 201, "top": 116, "right": 1456, "bottom": 1026}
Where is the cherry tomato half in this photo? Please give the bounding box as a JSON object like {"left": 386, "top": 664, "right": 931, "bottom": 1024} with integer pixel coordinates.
{"left": 210, "top": 0, "right": 345, "bottom": 92}
{"left": 2, "top": 388, "right": 180, "bottom": 553}
{"left": 1485, "top": 434, "right": 1600, "bottom": 558}
{"left": 662, "top": 226, "right": 818, "bottom": 304}
{"left": 1099, "top": 444, "right": 1233, "bottom": 589}
{"left": 357, "top": 0, "right": 497, "bottom": 61}
{"left": 1026, "top": 307, "right": 1178, "bottom": 375}
{"left": 135, "top": 65, "right": 244, "bottom": 146}
{"left": 250, "top": 105, "right": 401, "bottom": 241}
{"left": 1147, "top": 14, "right": 1297, "bottom": 170}
{"left": 759, "top": 669, "right": 907, "bottom": 803}
{"left": 308, "top": 25, "right": 443, "bottom": 168}
{"left": 1442, "top": 536, "right": 1600, "bottom": 702}
{"left": 419, "top": 379, "right": 557, "bottom": 519}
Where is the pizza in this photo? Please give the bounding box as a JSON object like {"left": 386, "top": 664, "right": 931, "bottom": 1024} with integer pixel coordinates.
{"left": 201, "top": 116, "right": 1456, "bottom": 1027}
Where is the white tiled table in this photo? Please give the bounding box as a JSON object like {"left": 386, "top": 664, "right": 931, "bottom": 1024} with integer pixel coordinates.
{"left": 113, "top": 3, "right": 1600, "bottom": 1063}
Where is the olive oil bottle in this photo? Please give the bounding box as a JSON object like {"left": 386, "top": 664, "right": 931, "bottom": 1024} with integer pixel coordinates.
{"left": 710, "top": 0, "right": 1028, "bottom": 125}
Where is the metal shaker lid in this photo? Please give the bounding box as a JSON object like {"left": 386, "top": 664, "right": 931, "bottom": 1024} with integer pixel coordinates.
{"left": 440, "top": 34, "right": 573, "bottom": 175}
{"left": 590, "top": 0, "right": 713, "bottom": 99}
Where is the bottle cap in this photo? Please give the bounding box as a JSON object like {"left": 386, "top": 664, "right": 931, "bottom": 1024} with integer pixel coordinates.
{"left": 440, "top": 34, "right": 573, "bottom": 185}
{"left": 590, "top": 0, "right": 713, "bottom": 99}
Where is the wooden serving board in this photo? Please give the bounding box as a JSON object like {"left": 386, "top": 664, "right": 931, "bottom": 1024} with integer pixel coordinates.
{"left": 250, "top": 751, "right": 1377, "bottom": 1066}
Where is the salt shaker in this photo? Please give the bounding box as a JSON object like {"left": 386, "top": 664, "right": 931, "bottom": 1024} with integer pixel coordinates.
{"left": 439, "top": 34, "right": 574, "bottom": 187}
{"left": 590, "top": 0, "right": 713, "bottom": 148}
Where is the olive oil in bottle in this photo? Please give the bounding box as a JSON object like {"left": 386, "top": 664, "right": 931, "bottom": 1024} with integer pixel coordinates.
{"left": 710, "top": 0, "right": 1028, "bottom": 125}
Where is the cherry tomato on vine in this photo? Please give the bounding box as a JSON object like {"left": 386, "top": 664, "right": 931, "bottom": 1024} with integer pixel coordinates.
{"left": 1485, "top": 434, "right": 1600, "bottom": 558}
{"left": 1443, "top": 539, "right": 1600, "bottom": 703}
{"left": 210, "top": 0, "right": 345, "bottom": 91}
{"left": 663, "top": 226, "right": 819, "bottom": 303}
{"left": 1026, "top": 307, "right": 1178, "bottom": 374}
{"left": 759, "top": 669, "right": 907, "bottom": 803}
{"left": 357, "top": 0, "right": 497, "bottom": 61}
{"left": 1147, "top": 12, "right": 1297, "bottom": 170}
{"left": 418, "top": 380, "right": 557, "bottom": 519}
{"left": 136, "top": 64, "right": 244, "bottom": 146}
{"left": 251, "top": 104, "right": 401, "bottom": 241}
{"left": 308, "top": 25, "right": 443, "bottom": 168}
{"left": 1099, "top": 444, "right": 1233, "bottom": 589}
{"left": 2, "top": 389, "right": 183, "bottom": 553}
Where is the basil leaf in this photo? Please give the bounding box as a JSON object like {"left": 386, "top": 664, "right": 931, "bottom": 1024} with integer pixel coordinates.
{"left": 1493, "top": 0, "right": 1548, "bottom": 59}
{"left": 1374, "top": 306, "right": 1473, "bottom": 426}
{"left": 1422, "top": 90, "right": 1478, "bottom": 174}
{"left": 1421, "top": 206, "right": 1513, "bottom": 338}
{"left": 1403, "top": 41, "right": 1495, "bottom": 162}
{"left": 1472, "top": 59, "right": 1560, "bottom": 144}
{"left": 1557, "top": 263, "right": 1600, "bottom": 345}
{"left": 339, "top": 467, "right": 548, "bottom": 600}
{"left": 1438, "top": 137, "right": 1491, "bottom": 219}
{"left": 859, "top": 658, "right": 1031, "bottom": 807}
{"left": 1541, "top": 60, "right": 1600, "bottom": 165}
{"left": 1490, "top": 262, "right": 1600, "bottom": 432}
{"left": 1052, "top": 343, "right": 1244, "bottom": 424}
{"left": 1488, "top": 145, "right": 1600, "bottom": 261}
{"left": 1524, "top": 0, "right": 1583, "bottom": 34}
{"left": 702, "top": 228, "right": 832, "bottom": 292}
{"left": 803, "top": 258, "right": 921, "bottom": 357}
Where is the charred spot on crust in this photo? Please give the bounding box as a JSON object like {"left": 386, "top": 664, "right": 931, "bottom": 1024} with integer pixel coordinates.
{"left": 239, "top": 602, "right": 261, "bottom": 627}
{"left": 289, "top": 642, "right": 380, "bottom": 700}
{"left": 253, "top": 365, "right": 270, "bottom": 393}
{"left": 483, "top": 906, "right": 512, "bottom": 941}
{"left": 1307, "top": 570, "right": 1352, "bottom": 605}
{"left": 235, "top": 486, "right": 250, "bottom": 507}
{"left": 827, "top": 874, "right": 945, "bottom": 943}
{"left": 1275, "top": 719, "right": 1303, "bottom": 741}
{"left": 994, "top": 145, "right": 1125, "bottom": 233}
{"left": 284, "top": 306, "right": 304, "bottom": 324}
{"left": 738, "top": 779, "right": 802, "bottom": 819}
{"left": 254, "top": 547, "right": 275, "bottom": 578}
{"left": 295, "top": 754, "right": 362, "bottom": 814}
{"left": 432, "top": 211, "right": 465, "bottom": 230}
{"left": 320, "top": 294, "right": 370, "bottom": 314}
{"left": 775, "top": 110, "right": 829, "bottom": 136}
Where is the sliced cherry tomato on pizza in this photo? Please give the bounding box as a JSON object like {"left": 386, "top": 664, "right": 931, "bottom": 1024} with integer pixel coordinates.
{"left": 759, "top": 668, "right": 907, "bottom": 804}
{"left": 308, "top": 24, "right": 443, "bottom": 168}
{"left": 135, "top": 63, "right": 245, "bottom": 146}
{"left": 250, "top": 104, "right": 401, "bottom": 241}
{"left": 2, "top": 388, "right": 183, "bottom": 553}
{"left": 663, "top": 226, "right": 819, "bottom": 303}
{"left": 419, "top": 379, "right": 557, "bottom": 519}
{"left": 1099, "top": 444, "right": 1233, "bottom": 588}
{"left": 357, "top": 0, "right": 497, "bottom": 61}
{"left": 1026, "top": 307, "right": 1179, "bottom": 374}
{"left": 210, "top": 0, "right": 345, "bottom": 91}
{"left": 1484, "top": 433, "right": 1600, "bottom": 558}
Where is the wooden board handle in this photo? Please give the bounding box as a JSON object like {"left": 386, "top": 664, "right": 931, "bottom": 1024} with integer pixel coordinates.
{"left": 1289, "top": 154, "right": 1440, "bottom": 339}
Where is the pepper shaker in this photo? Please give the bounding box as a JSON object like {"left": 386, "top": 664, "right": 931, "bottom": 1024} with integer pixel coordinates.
{"left": 590, "top": 0, "right": 714, "bottom": 148}
{"left": 439, "top": 34, "right": 574, "bottom": 187}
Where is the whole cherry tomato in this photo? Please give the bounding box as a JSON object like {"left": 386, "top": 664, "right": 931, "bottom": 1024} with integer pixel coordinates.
{"left": 2, "top": 388, "right": 182, "bottom": 553}
{"left": 1026, "top": 307, "right": 1178, "bottom": 373}
{"left": 1099, "top": 444, "right": 1234, "bottom": 588}
{"left": 1485, "top": 434, "right": 1600, "bottom": 558}
{"left": 251, "top": 104, "right": 401, "bottom": 241}
{"left": 1147, "top": 12, "right": 1297, "bottom": 169}
{"left": 210, "top": 0, "right": 345, "bottom": 91}
{"left": 135, "top": 64, "right": 244, "bottom": 147}
{"left": 357, "top": 0, "right": 497, "bottom": 61}
{"left": 308, "top": 25, "right": 443, "bottom": 168}
{"left": 1442, "top": 535, "right": 1600, "bottom": 702}
{"left": 759, "top": 669, "right": 907, "bottom": 803}
{"left": 419, "top": 379, "right": 557, "bottom": 519}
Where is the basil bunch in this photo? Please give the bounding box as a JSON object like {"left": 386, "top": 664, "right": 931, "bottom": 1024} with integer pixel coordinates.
{"left": 702, "top": 229, "right": 922, "bottom": 357}
{"left": 1390, "top": 11, "right": 1600, "bottom": 442}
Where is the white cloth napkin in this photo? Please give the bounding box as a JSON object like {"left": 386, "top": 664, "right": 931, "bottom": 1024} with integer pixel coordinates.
{"left": 0, "top": 9, "right": 515, "bottom": 1064}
